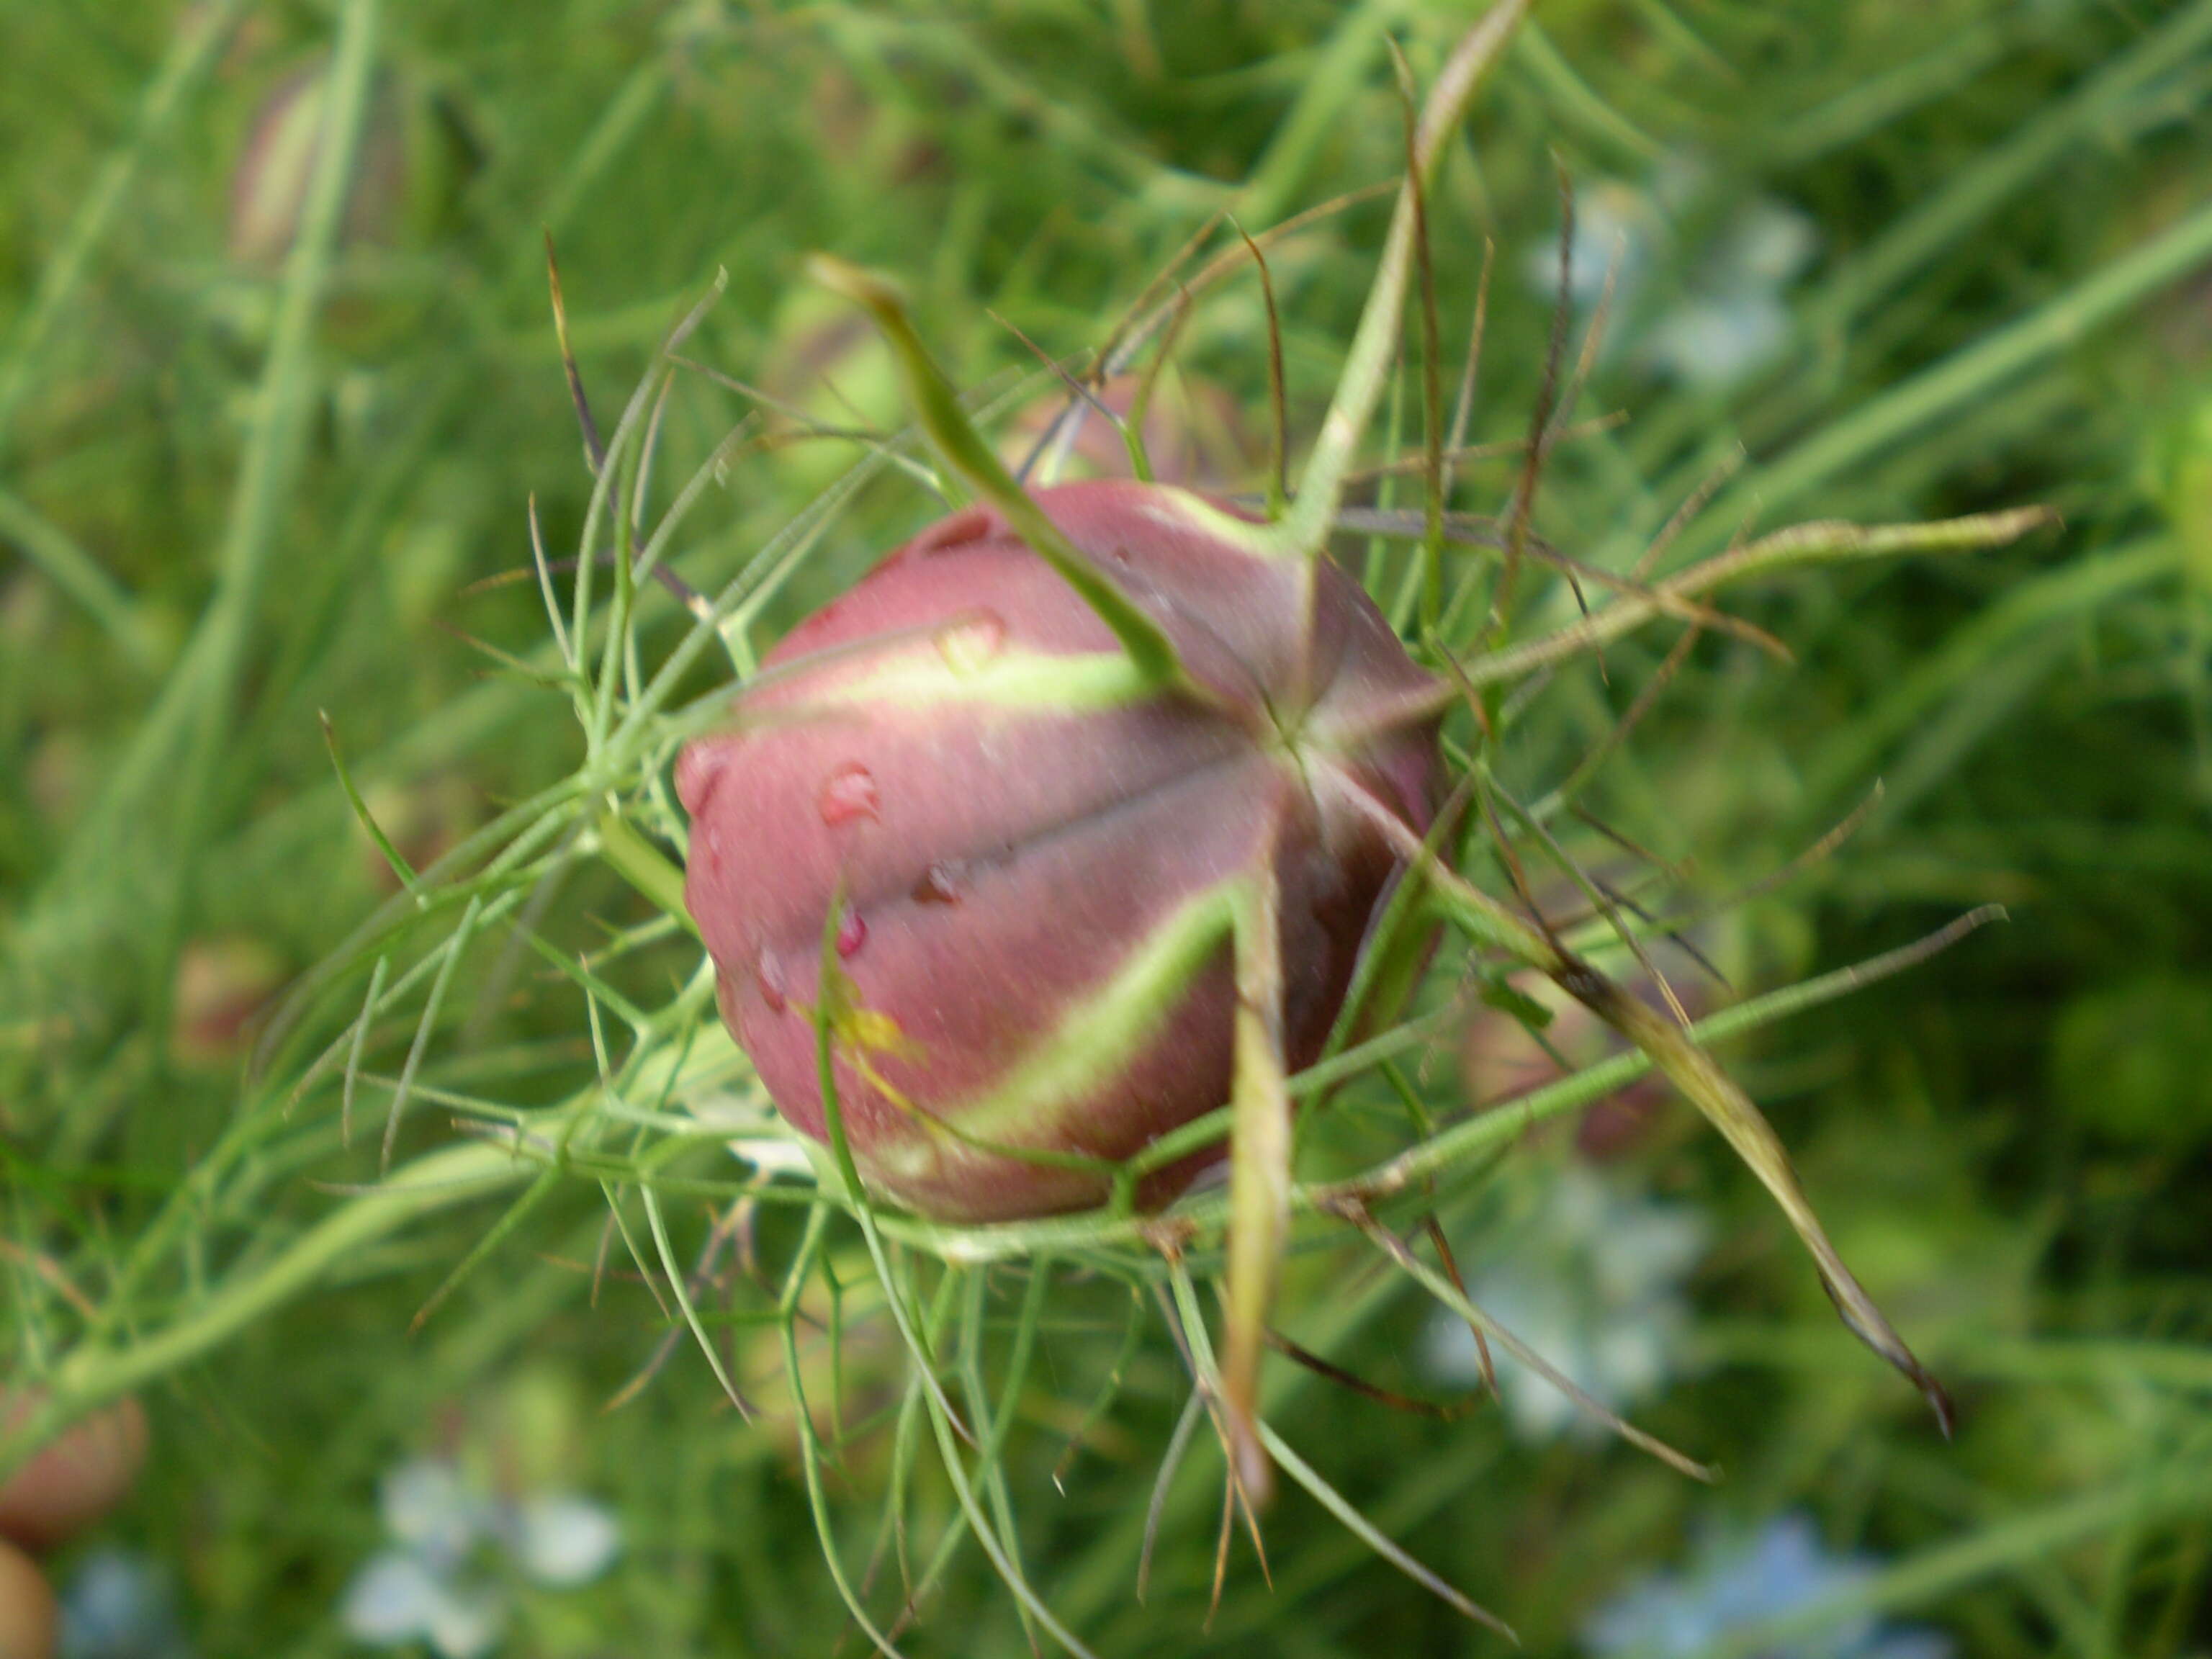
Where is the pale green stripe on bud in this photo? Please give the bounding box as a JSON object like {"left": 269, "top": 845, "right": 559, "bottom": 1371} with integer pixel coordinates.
{"left": 778, "top": 645, "right": 1160, "bottom": 716}
{"left": 876, "top": 881, "right": 1244, "bottom": 1179}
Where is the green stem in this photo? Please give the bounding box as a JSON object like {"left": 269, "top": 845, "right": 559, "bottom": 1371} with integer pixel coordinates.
{"left": 1693, "top": 193, "right": 2212, "bottom": 552}
{"left": 156, "top": 0, "right": 382, "bottom": 1066}
{"left": 1, "top": 1141, "right": 527, "bottom": 1482}
{"left": 1272, "top": 0, "right": 1529, "bottom": 562}
{"left": 0, "top": 487, "right": 163, "bottom": 671}
{"left": 1704, "top": 1465, "right": 2212, "bottom": 1659}
{"left": 809, "top": 255, "right": 1190, "bottom": 694}
{"left": 873, "top": 909, "right": 2002, "bottom": 1260}
{"left": 595, "top": 809, "right": 695, "bottom": 929}
{"left": 0, "top": 0, "right": 248, "bottom": 450}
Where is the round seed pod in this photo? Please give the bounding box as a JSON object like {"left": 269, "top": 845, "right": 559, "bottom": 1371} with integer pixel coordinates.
{"left": 678, "top": 479, "right": 1442, "bottom": 1221}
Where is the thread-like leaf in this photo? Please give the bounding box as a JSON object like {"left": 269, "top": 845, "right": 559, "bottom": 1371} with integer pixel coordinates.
{"left": 1221, "top": 872, "right": 1292, "bottom": 1505}
{"left": 809, "top": 255, "right": 1195, "bottom": 696}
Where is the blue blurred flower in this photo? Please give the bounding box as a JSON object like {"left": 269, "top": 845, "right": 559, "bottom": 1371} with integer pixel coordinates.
{"left": 57, "top": 1547, "right": 192, "bottom": 1659}
{"left": 339, "top": 1457, "right": 620, "bottom": 1658}
{"left": 1421, "top": 1166, "right": 1707, "bottom": 1439}
{"left": 1583, "top": 1513, "right": 1950, "bottom": 1659}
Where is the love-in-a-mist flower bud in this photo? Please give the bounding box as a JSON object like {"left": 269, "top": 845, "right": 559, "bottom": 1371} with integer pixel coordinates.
{"left": 678, "top": 478, "right": 1442, "bottom": 1222}
{"left": 679, "top": 10, "right": 1542, "bottom": 1498}
{"left": 665, "top": 0, "right": 1992, "bottom": 1501}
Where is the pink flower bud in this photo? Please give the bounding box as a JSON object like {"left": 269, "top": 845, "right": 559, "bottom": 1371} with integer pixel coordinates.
{"left": 680, "top": 480, "right": 1441, "bottom": 1220}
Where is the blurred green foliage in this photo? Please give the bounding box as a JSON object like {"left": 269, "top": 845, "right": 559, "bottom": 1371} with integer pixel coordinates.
{"left": 4, "top": 2, "right": 2211, "bottom": 1655}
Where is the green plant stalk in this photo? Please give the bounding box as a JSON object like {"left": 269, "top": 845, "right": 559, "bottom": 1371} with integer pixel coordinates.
{"left": 1696, "top": 1325, "right": 2212, "bottom": 1393}
{"left": 0, "top": 0, "right": 249, "bottom": 450}
{"left": 1221, "top": 875, "right": 1290, "bottom": 1502}
{"left": 565, "top": 323, "right": 661, "bottom": 747}
{"left": 773, "top": 1205, "right": 908, "bottom": 1659}
{"left": 1513, "top": 17, "right": 1660, "bottom": 161}
{"left": 1238, "top": 0, "right": 1413, "bottom": 229}
{"left": 0, "top": 1138, "right": 529, "bottom": 1483}
{"left": 1696, "top": 1465, "right": 2212, "bottom": 1659}
{"left": 539, "top": 60, "right": 671, "bottom": 238}
{"left": 958, "top": 1264, "right": 1048, "bottom": 1654}
{"left": 588, "top": 277, "right": 742, "bottom": 750}
{"left": 1398, "top": 830, "right": 1954, "bottom": 1421}
{"left": 0, "top": 487, "right": 162, "bottom": 671}
{"left": 809, "top": 253, "right": 1191, "bottom": 692}
{"left": 135, "top": 42, "right": 716, "bottom": 922}
{"left": 1270, "top": 0, "right": 1529, "bottom": 564}
{"left": 1809, "top": 0, "right": 2212, "bottom": 333}
{"left": 40, "top": 0, "right": 380, "bottom": 1072}
{"left": 595, "top": 809, "right": 694, "bottom": 927}
{"left": 1804, "top": 536, "right": 2180, "bottom": 806}
{"left": 877, "top": 909, "right": 2002, "bottom": 1261}
{"left": 1457, "top": 507, "right": 2055, "bottom": 692}
{"left": 1683, "top": 195, "right": 2212, "bottom": 559}
{"left": 1772, "top": 13, "right": 2014, "bottom": 164}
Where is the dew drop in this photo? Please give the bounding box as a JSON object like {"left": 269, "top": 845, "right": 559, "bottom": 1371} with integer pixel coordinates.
{"left": 935, "top": 611, "right": 1006, "bottom": 676}
{"left": 754, "top": 950, "right": 788, "bottom": 1015}
{"left": 676, "top": 744, "right": 729, "bottom": 814}
{"left": 911, "top": 861, "right": 964, "bottom": 905}
{"left": 817, "top": 763, "right": 879, "bottom": 827}
{"left": 907, "top": 505, "right": 992, "bottom": 560}
{"left": 835, "top": 908, "right": 868, "bottom": 958}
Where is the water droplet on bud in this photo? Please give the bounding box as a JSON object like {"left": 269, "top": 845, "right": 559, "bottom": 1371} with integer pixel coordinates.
{"left": 755, "top": 950, "right": 789, "bottom": 1015}
{"left": 677, "top": 744, "right": 729, "bottom": 814}
{"left": 835, "top": 908, "right": 868, "bottom": 958}
{"left": 817, "top": 763, "right": 879, "bottom": 826}
{"left": 911, "top": 862, "right": 963, "bottom": 905}
{"left": 935, "top": 611, "right": 1006, "bottom": 676}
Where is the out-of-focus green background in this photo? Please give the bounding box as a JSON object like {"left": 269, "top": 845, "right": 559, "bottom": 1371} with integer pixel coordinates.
{"left": 4, "top": 2, "right": 2210, "bottom": 1655}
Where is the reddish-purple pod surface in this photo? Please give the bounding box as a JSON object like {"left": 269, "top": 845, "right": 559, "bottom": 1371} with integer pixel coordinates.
{"left": 678, "top": 479, "right": 1443, "bottom": 1222}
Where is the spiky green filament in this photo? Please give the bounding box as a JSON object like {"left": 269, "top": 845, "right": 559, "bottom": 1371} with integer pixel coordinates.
{"left": 1223, "top": 873, "right": 1291, "bottom": 1506}
{"left": 1563, "top": 976, "right": 1954, "bottom": 1433}
{"left": 1317, "top": 764, "right": 1956, "bottom": 1429}
{"left": 808, "top": 255, "right": 1195, "bottom": 696}
{"left": 1352, "top": 505, "right": 2064, "bottom": 731}
{"left": 1269, "top": 0, "right": 1532, "bottom": 564}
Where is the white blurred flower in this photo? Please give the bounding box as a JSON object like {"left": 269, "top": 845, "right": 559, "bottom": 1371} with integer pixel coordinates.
{"left": 1720, "top": 198, "right": 1820, "bottom": 289}
{"left": 1421, "top": 1166, "right": 1707, "bottom": 1440}
{"left": 1523, "top": 179, "right": 1663, "bottom": 314}
{"left": 1647, "top": 291, "right": 1792, "bottom": 390}
{"left": 1583, "top": 1513, "right": 1951, "bottom": 1659}
{"left": 1649, "top": 197, "right": 1818, "bottom": 390}
{"left": 340, "top": 1458, "right": 620, "bottom": 1658}
{"left": 506, "top": 1495, "right": 622, "bottom": 1588}
{"left": 380, "top": 1458, "right": 493, "bottom": 1571}
{"left": 1521, "top": 166, "right": 1820, "bottom": 392}
{"left": 342, "top": 1554, "right": 503, "bottom": 1659}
